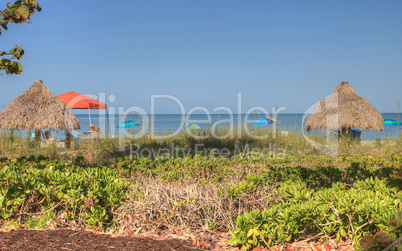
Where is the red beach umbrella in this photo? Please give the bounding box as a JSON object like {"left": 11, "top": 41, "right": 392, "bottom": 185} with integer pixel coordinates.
{"left": 57, "top": 91, "right": 110, "bottom": 133}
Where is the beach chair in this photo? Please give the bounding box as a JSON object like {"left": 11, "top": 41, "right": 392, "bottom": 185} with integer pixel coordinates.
{"left": 83, "top": 125, "right": 100, "bottom": 135}
{"left": 79, "top": 125, "right": 101, "bottom": 140}
{"left": 40, "top": 130, "right": 55, "bottom": 147}
{"left": 31, "top": 130, "right": 55, "bottom": 147}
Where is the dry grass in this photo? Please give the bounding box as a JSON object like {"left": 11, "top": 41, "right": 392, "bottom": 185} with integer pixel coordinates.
{"left": 1, "top": 126, "right": 402, "bottom": 163}
{"left": 114, "top": 177, "right": 275, "bottom": 232}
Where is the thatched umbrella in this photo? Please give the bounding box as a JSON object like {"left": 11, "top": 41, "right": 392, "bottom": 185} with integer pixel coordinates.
{"left": 0, "top": 80, "right": 81, "bottom": 148}
{"left": 305, "top": 82, "right": 383, "bottom": 136}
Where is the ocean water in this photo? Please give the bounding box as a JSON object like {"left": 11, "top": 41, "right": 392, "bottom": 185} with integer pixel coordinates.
{"left": 2, "top": 113, "right": 401, "bottom": 141}
{"left": 73, "top": 113, "right": 400, "bottom": 141}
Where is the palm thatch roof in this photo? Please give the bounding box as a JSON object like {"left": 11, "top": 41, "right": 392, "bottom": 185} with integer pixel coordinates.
{"left": 305, "top": 82, "right": 383, "bottom": 132}
{"left": 0, "top": 80, "right": 81, "bottom": 132}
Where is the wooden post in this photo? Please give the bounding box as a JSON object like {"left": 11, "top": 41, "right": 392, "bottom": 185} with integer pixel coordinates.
{"left": 106, "top": 108, "right": 111, "bottom": 137}
{"left": 273, "top": 104, "right": 279, "bottom": 139}
{"left": 398, "top": 101, "right": 400, "bottom": 138}
{"left": 35, "top": 130, "right": 41, "bottom": 146}
{"left": 65, "top": 133, "right": 72, "bottom": 149}
{"left": 341, "top": 127, "right": 348, "bottom": 140}
{"left": 44, "top": 131, "right": 51, "bottom": 140}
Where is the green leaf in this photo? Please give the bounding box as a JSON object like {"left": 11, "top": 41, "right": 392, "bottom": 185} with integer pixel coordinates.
{"left": 17, "top": 7, "right": 30, "bottom": 19}
{"left": 227, "top": 239, "right": 238, "bottom": 246}
{"left": 339, "top": 227, "right": 346, "bottom": 237}
{"left": 1, "top": 211, "right": 9, "bottom": 219}
{"left": 231, "top": 238, "right": 243, "bottom": 245}
{"left": 396, "top": 211, "right": 402, "bottom": 228}
{"left": 247, "top": 229, "right": 254, "bottom": 238}
{"left": 252, "top": 229, "right": 260, "bottom": 236}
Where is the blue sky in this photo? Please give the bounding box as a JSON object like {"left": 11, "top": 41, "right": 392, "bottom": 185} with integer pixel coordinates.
{"left": 1, "top": 0, "right": 401, "bottom": 114}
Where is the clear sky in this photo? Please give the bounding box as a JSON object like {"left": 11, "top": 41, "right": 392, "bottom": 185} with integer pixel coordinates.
{"left": 1, "top": 0, "right": 401, "bottom": 114}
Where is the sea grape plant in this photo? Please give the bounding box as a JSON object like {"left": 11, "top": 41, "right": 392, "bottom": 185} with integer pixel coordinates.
{"left": 0, "top": 1, "right": 41, "bottom": 75}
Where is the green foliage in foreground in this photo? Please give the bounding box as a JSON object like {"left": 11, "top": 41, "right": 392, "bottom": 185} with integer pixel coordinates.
{"left": 0, "top": 153, "right": 402, "bottom": 250}
{"left": 229, "top": 178, "right": 402, "bottom": 250}
{"left": 0, "top": 155, "right": 130, "bottom": 229}
{"left": 226, "top": 155, "right": 402, "bottom": 250}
